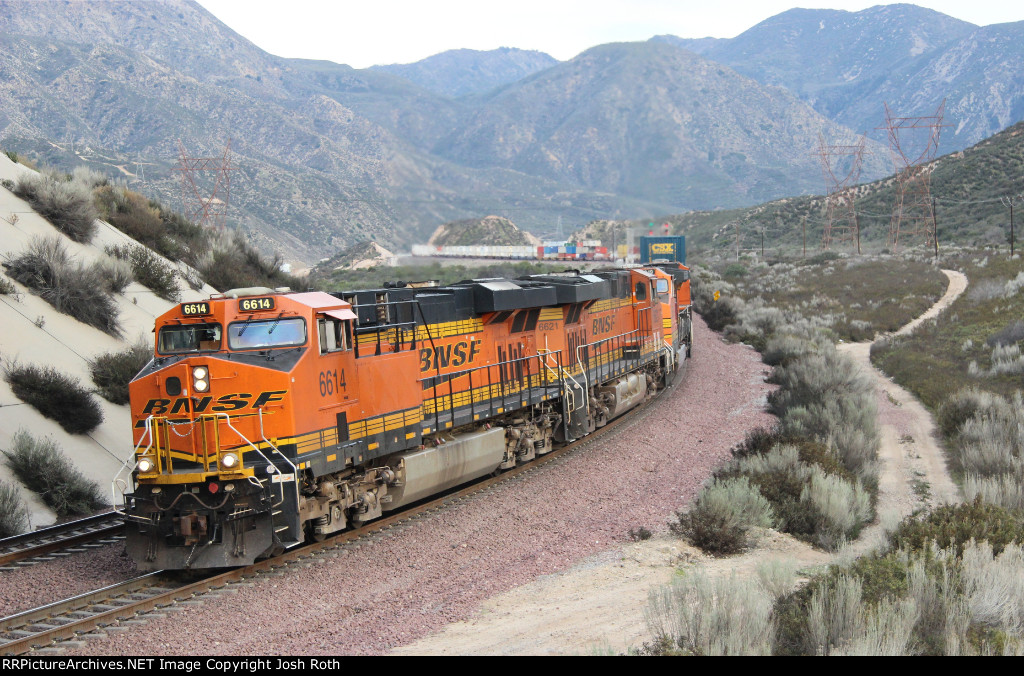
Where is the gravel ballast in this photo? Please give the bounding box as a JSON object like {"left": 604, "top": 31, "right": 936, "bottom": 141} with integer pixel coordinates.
{"left": 0, "top": 543, "right": 137, "bottom": 617}
{"left": 61, "top": 314, "right": 774, "bottom": 655}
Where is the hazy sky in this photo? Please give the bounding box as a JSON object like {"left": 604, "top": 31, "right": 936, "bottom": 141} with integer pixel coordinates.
{"left": 193, "top": 0, "right": 1021, "bottom": 69}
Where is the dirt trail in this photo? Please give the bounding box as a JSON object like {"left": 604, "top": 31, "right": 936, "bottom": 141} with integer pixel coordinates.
{"left": 393, "top": 271, "right": 966, "bottom": 655}
{"left": 838, "top": 269, "right": 966, "bottom": 554}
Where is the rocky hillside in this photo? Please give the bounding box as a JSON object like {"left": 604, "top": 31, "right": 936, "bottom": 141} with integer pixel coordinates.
{"left": 434, "top": 41, "right": 889, "bottom": 210}
{"left": 372, "top": 47, "right": 558, "bottom": 98}
{"left": 317, "top": 240, "right": 396, "bottom": 271}
{"left": 428, "top": 215, "right": 540, "bottom": 247}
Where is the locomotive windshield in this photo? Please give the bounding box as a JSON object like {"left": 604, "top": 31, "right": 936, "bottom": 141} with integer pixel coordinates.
{"left": 158, "top": 323, "right": 222, "bottom": 354}
{"left": 228, "top": 317, "right": 307, "bottom": 350}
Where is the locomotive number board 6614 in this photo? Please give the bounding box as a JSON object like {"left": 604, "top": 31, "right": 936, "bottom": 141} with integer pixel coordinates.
{"left": 181, "top": 302, "right": 211, "bottom": 316}
{"left": 239, "top": 297, "right": 276, "bottom": 312}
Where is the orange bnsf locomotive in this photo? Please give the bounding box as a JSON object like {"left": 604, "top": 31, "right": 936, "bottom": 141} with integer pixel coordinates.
{"left": 115, "top": 264, "right": 692, "bottom": 570}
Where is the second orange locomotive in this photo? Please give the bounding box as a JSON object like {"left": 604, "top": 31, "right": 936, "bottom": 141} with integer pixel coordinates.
{"left": 117, "top": 264, "right": 692, "bottom": 570}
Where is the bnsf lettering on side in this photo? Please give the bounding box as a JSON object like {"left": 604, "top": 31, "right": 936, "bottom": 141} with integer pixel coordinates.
{"left": 419, "top": 340, "right": 481, "bottom": 372}
{"left": 592, "top": 315, "right": 615, "bottom": 336}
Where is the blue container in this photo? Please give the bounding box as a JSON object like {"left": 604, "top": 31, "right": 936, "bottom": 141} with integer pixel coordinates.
{"left": 639, "top": 236, "right": 686, "bottom": 264}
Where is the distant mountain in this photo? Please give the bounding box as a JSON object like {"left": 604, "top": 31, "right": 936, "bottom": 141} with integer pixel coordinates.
{"left": 434, "top": 41, "right": 888, "bottom": 210}
{"left": 672, "top": 4, "right": 1024, "bottom": 153}
{"left": 648, "top": 35, "right": 723, "bottom": 55}
{"left": 372, "top": 47, "right": 558, "bottom": 98}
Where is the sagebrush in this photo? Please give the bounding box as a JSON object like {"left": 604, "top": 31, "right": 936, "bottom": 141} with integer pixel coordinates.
{"left": 2, "top": 360, "right": 104, "bottom": 434}
{"left": 1, "top": 429, "right": 105, "bottom": 517}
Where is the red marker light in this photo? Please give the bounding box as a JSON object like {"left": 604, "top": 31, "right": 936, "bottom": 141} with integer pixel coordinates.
{"left": 208, "top": 482, "right": 219, "bottom": 494}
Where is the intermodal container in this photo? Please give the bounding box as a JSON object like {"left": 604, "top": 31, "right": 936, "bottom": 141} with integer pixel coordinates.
{"left": 639, "top": 236, "right": 686, "bottom": 264}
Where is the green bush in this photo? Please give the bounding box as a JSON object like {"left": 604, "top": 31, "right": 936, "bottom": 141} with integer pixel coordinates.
{"left": 891, "top": 498, "right": 1024, "bottom": 556}
{"left": 89, "top": 341, "right": 151, "bottom": 405}
{"left": 2, "top": 361, "right": 104, "bottom": 434}
{"left": 3, "top": 235, "right": 122, "bottom": 336}
{"left": 1, "top": 429, "right": 105, "bottom": 517}
{"left": 106, "top": 243, "right": 180, "bottom": 302}
{"left": 671, "top": 476, "right": 775, "bottom": 555}
{"left": 0, "top": 479, "right": 30, "bottom": 538}
{"left": 12, "top": 171, "right": 98, "bottom": 243}
{"left": 937, "top": 388, "right": 1002, "bottom": 439}
{"left": 718, "top": 439, "right": 865, "bottom": 549}
{"left": 0, "top": 274, "right": 15, "bottom": 295}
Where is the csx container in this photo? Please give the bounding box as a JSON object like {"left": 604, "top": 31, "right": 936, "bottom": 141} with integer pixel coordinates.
{"left": 639, "top": 236, "right": 686, "bottom": 264}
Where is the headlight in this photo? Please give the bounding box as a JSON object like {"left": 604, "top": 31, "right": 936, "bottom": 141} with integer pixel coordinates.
{"left": 193, "top": 366, "right": 210, "bottom": 393}
{"left": 220, "top": 452, "right": 239, "bottom": 469}
{"left": 136, "top": 457, "right": 155, "bottom": 473}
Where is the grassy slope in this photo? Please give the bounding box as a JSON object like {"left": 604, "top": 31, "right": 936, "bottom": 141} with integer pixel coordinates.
{"left": 634, "top": 121, "right": 1024, "bottom": 258}
{"left": 871, "top": 253, "right": 1024, "bottom": 411}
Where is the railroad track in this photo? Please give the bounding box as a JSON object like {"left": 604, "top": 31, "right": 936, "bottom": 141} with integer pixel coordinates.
{"left": 1, "top": 371, "right": 683, "bottom": 655}
{"left": 0, "top": 513, "right": 125, "bottom": 570}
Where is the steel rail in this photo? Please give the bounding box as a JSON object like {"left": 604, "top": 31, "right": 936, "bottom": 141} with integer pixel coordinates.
{"left": 0, "top": 513, "right": 125, "bottom": 568}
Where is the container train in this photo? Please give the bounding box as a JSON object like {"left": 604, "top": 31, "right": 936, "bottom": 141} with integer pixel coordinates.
{"left": 409, "top": 236, "right": 686, "bottom": 263}
{"left": 114, "top": 263, "right": 692, "bottom": 570}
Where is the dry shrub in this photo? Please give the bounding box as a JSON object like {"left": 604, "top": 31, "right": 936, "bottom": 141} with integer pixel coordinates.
{"left": 3, "top": 235, "right": 122, "bottom": 336}
{"left": 106, "top": 243, "right": 180, "bottom": 302}
{"left": 645, "top": 571, "right": 775, "bottom": 655}
{"left": 2, "top": 360, "right": 104, "bottom": 434}
{"left": 94, "top": 255, "right": 133, "bottom": 294}
{"left": 800, "top": 468, "right": 872, "bottom": 549}
{"left": 0, "top": 480, "right": 30, "bottom": 537}
{"left": 89, "top": 340, "right": 152, "bottom": 405}
{"left": 1, "top": 429, "right": 106, "bottom": 517}
{"left": 12, "top": 170, "right": 97, "bottom": 242}
{"left": 964, "top": 473, "right": 1024, "bottom": 511}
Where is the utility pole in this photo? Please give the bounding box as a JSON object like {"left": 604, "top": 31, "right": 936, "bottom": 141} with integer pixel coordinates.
{"left": 931, "top": 197, "right": 938, "bottom": 260}
{"left": 1002, "top": 197, "right": 1018, "bottom": 258}
{"left": 760, "top": 225, "right": 764, "bottom": 258}
{"left": 735, "top": 222, "right": 740, "bottom": 260}
{"left": 802, "top": 217, "right": 806, "bottom": 259}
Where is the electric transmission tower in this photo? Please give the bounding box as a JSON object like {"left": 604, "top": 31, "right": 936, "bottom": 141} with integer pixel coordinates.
{"left": 174, "top": 139, "right": 236, "bottom": 229}
{"left": 877, "top": 101, "right": 950, "bottom": 250}
{"left": 816, "top": 132, "right": 867, "bottom": 252}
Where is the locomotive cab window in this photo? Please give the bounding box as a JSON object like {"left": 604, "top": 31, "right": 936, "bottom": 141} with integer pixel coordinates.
{"left": 318, "top": 316, "right": 351, "bottom": 354}
{"left": 228, "top": 317, "right": 307, "bottom": 350}
{"left": 634, "top": 282, "right": 647, "bottom": 301}
{"left": 656, "top": 278, "right": 671, "bottom": 303}
{"left": 158, "top": 323, "right": 222, "bottom": 354}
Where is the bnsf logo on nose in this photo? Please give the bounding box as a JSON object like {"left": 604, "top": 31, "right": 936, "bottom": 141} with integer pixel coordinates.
{"left": 139, "top": 391, "right": 286, "bottom": 416}
{"left": 592, "top": 315, "right": 615, "bottom": 336}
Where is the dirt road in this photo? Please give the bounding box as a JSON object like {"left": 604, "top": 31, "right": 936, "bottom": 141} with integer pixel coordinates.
{"left": 393, "top": 270, "right": 967, "bottom": 655}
